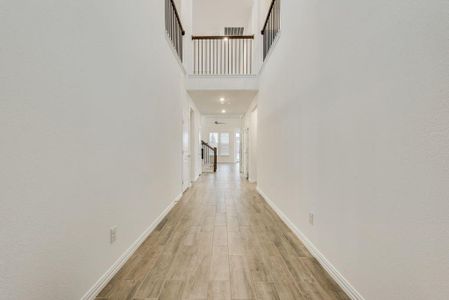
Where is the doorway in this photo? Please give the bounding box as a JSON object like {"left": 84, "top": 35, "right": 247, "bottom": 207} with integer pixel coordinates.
{"left": 182, "top": 108, "right": 190, "bottom": 191}
{"left": 243, "top": 127, "right": 249, "bottom": 178}
{"left": 189, "top": 108, "right": 196, "bottom": 184}
{"left": 248, "top": 107, "right": 257, "bottom": 183}
{"left": 235, "top": 129, "right": 241, "bottom": 163}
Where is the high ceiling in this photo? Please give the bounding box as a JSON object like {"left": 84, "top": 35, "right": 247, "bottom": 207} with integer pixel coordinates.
{"left": 189, "top": 90, "right": 257, "bottom": 116}
{"left": 193, "top": 0, "right": 255, "bottom": 35}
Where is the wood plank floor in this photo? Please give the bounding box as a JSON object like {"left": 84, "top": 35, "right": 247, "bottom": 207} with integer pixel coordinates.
{"left": 96, "top": 164, "right": 350, "bottom": 300}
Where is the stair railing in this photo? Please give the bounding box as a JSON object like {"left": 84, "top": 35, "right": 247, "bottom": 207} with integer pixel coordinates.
{"left": 201, "top": 141, "right": 217, "bottom": 173}
{"left": 192, "top": 35, "right": 254, "bottom": 75}
{"left": 261, "top": 0, "right": 280, "bottom": 60}
{"left": 165, "top": 0, "right": 185, "bottom": 61}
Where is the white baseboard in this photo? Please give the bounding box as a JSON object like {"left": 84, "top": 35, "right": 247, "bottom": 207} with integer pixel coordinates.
{"left": 174, "top": 192, "right": 183, "bottom": 202}
{"left": 80, "top": 193, "right": 181, "bottom": 300}
{"left": 193, "top": 173, "right": 200, "bottom": 183}
{"left": 256, "top": 187, "right": 365, "bottom": 300}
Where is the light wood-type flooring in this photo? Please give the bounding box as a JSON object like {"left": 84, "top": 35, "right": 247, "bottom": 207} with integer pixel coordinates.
{"left": 96, "top": 164, "right": 349, "bottom": 300}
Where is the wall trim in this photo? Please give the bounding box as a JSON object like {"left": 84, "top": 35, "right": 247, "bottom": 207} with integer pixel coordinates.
{"left": 256, "top": 186, "right": 365, "bottom": 300}
{"left": 174, "top": 192, "right": 183, "bottom": 202}
{"left": 80, "top": 193, "right": 182, "bottom": 300}
{"left": 192, "top": 173, "right": 200, "bottom": 183}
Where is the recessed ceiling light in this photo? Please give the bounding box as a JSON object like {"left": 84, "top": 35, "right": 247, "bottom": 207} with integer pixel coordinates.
{"left": 220, "top": 97, "right": 225, "bottom": 103}
{"left": 221, "top": 109, "right": 226, "bottom": 114}
{"left": 223, "top": 37, "right": 229, "bottom": 42}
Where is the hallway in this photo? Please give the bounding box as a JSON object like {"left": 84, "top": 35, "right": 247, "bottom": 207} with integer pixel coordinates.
{"left": 96, "top": 164, "right": 349, "bottom": 300}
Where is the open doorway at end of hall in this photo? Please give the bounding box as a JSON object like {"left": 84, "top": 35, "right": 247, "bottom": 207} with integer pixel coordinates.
{"left": 242, "top": 107, "right": 257, "bottom": 182}
{"left": 182, "top": 107, "right": 199, "bottom": 192}
{"left": 235, "top": 129, "right": 241, "bottom": 164}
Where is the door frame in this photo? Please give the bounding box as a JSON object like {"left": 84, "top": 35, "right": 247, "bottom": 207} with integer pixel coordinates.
{"left": 189, "top": 108, "right": 196, "bottom": 184}
{"left": 182, "top": 108, "right": 191, "bottom": 192}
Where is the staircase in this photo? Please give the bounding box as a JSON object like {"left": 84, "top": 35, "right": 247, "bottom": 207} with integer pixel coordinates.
{"left": 201, "top": 141, "right": 217, "bottom": 173}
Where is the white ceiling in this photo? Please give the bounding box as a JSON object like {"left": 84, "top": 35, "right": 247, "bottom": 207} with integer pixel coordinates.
{"left": 193, "top": 0, "right": 255, "bottom": 35}
{"left": 189, "top": 90, "right": 257, "bottom": 116}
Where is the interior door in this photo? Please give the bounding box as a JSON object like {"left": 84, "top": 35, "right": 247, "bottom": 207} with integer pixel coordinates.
{"left": 182, "top": 112, "right": 190, "bottom": 191}
{"left": 243, "top": 128, "right": 249, "bottom": 178}
{"left": 189, "top": 109, "right": 196, "bottom": 183}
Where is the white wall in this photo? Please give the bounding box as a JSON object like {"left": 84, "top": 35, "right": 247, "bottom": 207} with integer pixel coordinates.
{"left": 259, "top": 0, "right": 273, "bottom": 28}
{"left": 0, "top": 1, "right": 190, "bottom": 299}
{"left": 192, "top": 0, "right": 254, "bottom": 35}
{"left": 257, "top": 0, "right": 449, "bottom": 299}
{"left": 180, "top": 0, "right": 194, "bottom": 74}
{"left": 250, "top": 0, "right": 263, "bottom": 73}
{"left": 201, "top": 116, "right": 242, "bottom": 164}
{"left": 186, "top": 76, "right": 259, "bottom": 91}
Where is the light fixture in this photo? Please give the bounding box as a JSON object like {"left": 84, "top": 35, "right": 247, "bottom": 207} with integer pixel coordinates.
{"left": 221, "top": 109, "right": 226, "bottom": 114}
{"left": 223, "top": 37, "right": 229, "bottom": 42}
{"left": 220, "top": 97, "right": 225, "bottom": 103}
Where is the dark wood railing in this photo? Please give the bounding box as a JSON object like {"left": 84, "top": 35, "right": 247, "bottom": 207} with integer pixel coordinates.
{"left": 165, "top": 0, "right": 185, "bottom": 61}
{"left": 201, "top": 141, "right": 217, "bottom": 172}
{"left": 192, "top": 35, "right": 254, "bottom": 75}
{"left": 261, "top": 0, "right": 280, "bottom": 60}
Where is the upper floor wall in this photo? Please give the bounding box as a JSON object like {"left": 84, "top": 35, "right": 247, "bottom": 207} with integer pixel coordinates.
{"left": 193, "top": 0, "right": 254, "bottom": 35}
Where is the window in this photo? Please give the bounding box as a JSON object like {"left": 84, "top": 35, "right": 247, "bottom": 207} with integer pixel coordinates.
{"left": 209, "top": 132, "right": 218, "bottom": 147}
{"left": 220, "top": 133, "right": 230, "bottom": 156}
{"left": 209, "top": 132, "right": 230, "bottom": 156}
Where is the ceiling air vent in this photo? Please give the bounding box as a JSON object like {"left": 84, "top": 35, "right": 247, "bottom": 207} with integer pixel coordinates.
{"left": 224, "top": 27, "right": 244, "bottom": 36}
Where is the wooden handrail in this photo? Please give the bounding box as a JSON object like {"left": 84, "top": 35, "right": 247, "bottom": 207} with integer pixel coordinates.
{"left": 192, "top": 35, "right": 254, "bottom": 40}
{"left": 261, "top": 0, "right": 276, "bottom": 34}
{"left": 261, "top": 0, "right": 280, "bottom": 60}
{"left": 170, "top": 0, "right": 185, "bottom": 35}
{"left": 201, "top": 140, "right": 215, "bottom": 150}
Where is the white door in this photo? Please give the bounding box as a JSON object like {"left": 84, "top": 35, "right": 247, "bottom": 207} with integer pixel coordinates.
{"left": 182, "top": 112, "right": 190, "bottom": 191}
{"left": 189, "top": 109, "right": 196, "bottom": 183}
{"left": 235, "top": 130, "right": 240, "bottom": 162}
{"left": 243, "top": 128, "right": 249, "bottom": 178}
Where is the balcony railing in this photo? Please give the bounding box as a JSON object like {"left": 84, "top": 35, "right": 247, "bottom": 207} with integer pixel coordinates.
{"left": 165, "top": 0, "right": 185, "bottom": 61}
{"left": 192, "top": 35, "right": 254, "bottom": 75}
{"left": 261, "top": 0, "right": 280, "bottom": 60}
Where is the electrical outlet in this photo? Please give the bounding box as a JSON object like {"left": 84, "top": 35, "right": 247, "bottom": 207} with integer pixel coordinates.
{"left": 110, "top": 226, "right": 117, "bottom": 244}
{"left": 308, "top": 213, "right": 314, "bottom": 225}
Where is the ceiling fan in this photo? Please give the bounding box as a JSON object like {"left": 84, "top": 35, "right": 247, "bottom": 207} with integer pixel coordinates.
{"left": 214, "top": 121, "right": 226, "bottom": 125}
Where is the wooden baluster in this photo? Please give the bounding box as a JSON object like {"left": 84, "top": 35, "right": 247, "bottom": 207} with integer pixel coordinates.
{"left": 215, "top": 39, "right": 218, "bottom": 75}
{"left": 191, "top": 36, "right": 254, "bottom": 76}
{"left": 261, "top": 0, "right": 279, "bottom": 61}
{"left": 194, "top": 40, "right": 196, "bottom": 74}
{"left": 200, "top": 39, "right": 203, "bottom": 74}
{"left": 232, "top": 39, "right": 234, "bottom": 74}
{"left": 208, "top": 39, "right": 211, "bottom": 74}
{"left": 164, "top": 0, "right": 184, "bottom": 61}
